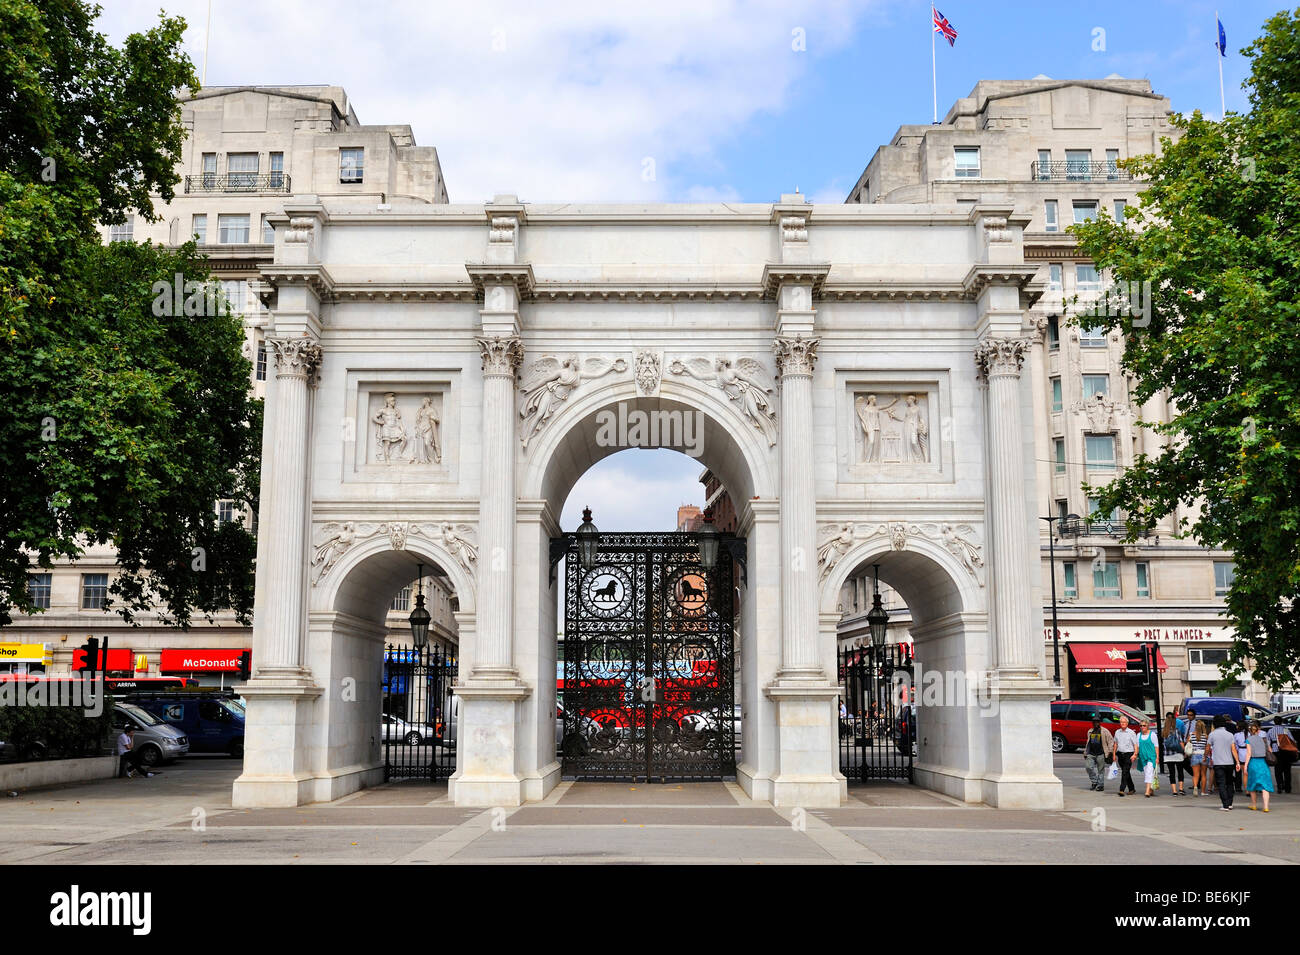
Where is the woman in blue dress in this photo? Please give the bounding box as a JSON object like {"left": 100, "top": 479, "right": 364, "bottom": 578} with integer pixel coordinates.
{"left": 1136, "top": 719, "right": 1161, "bottom": 797}
{"left": 1244, "top": 719, "right": 1275, "bottom": 811}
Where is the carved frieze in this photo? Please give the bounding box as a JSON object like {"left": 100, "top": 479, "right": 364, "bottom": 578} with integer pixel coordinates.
{"left": 855, "top": 392, "right": 931, "bottom": 464}
{"left": 518, "top": 355, "right": 628, "bottom": 448}
{"left": 669, "top": 356, "right": 778, "bottom": 446}
{"left": 634, "top": 349, "right": 663, "bottom": 397}
{"left": 310, "top": 520, "right": 479, "bottom": 586}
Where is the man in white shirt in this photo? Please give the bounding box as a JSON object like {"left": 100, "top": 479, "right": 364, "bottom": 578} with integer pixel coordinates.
{"left": 1113, "top": 716, "right": 1139, "bottom": 796}
{"left": 115, "top": 726, "right": 154, "bottom": 779}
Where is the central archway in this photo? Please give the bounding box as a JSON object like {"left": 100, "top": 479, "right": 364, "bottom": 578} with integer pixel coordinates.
{"left": 510, "top": 378, "right": 778, "bottom": 800}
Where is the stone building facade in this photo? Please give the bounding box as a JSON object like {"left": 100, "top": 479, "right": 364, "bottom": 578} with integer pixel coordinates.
{"left": 844, "top": 78, "right": 1255, "bottom": 715}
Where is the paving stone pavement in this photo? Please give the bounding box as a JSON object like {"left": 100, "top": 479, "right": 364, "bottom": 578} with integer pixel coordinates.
{"left": 1, "top": 755, "right": 1295, "bottom": 865}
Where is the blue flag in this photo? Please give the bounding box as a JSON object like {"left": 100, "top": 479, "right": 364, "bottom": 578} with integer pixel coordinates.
{"left": 1216, "top": 17, "right": 1226, "bottom": 56}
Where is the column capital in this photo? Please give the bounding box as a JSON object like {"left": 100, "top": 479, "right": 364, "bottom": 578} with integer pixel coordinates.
{"left": 476, "top": 335, "right": 525, "bottom": 378}
{"left": 773, "top": 334, "right": 820, "bottom": 379}
{"left": 268, "top": 335, "right": 323, "bottom": 384}
{"left": 974, "top": 335, "right": 1032, "bottom": 383}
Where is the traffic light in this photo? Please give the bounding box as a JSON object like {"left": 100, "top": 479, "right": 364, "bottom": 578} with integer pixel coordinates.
{"left": 1125, "top": 646, "right": 1151, "bottom": 683}
{"left": 236, "top": 650, "right": 251, "bottom": 682}
{"left": 79, "top": 637, "right": 101, "bottom": 675}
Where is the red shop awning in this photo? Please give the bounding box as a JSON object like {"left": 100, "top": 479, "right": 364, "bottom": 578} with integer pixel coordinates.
{"left": 1069, "top": 643, "right": 1169, "bottom": 674}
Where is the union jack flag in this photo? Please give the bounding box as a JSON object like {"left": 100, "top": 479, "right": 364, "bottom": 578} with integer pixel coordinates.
{"left": 932, "top": 6, "right": 958, "bottom": 46}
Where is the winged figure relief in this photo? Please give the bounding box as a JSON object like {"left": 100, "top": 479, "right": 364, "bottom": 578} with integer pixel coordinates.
{"left": 669, "top": 357, "right": 778, "bottom": 446}
{"left": 518, "top": 355, "right": 628, "bottom": 448}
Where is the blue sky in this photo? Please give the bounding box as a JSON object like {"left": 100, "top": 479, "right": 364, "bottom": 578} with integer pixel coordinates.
{"left": 97, "top": 0, "right": 1290, "bottom": 531}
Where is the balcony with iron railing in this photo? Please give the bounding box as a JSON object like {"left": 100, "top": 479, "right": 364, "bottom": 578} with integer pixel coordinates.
{"left": 1030, "top": 160, "right": 1131, "bottom": 183}
{"left": 184, "top": 173, "right": 291, "bottom": 194}
{"left": 1056, "top": 516, "right": 1153, "bottom": 541}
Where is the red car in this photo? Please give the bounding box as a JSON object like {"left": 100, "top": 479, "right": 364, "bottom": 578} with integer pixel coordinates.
{"left": 1050, "top": 699, "right": 1150, "bottom": 754}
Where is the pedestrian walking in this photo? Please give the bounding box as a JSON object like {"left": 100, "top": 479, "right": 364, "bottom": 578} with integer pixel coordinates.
{"left": 1233, "top": 717, "right": 1249, "bottom": 792}
{"left": 1244, "top": 720, "right": 1275, "bottom": 812}
{"left": 1207, "top": 715, "right": 1241, "bottom": 811}
{"left": 1188, "top": 719, "right": 1210, "bottom": 796}
{"left": 1162, "top": 714, "right": 1187, "bottom": 795}
{"left": 1082, "top": 717, "right": 1115, "bottom": 792}
{"left": 114, "top": 726, "right": 154, "bottom": 779}
{"left": 1113, "top": 715, "right": 1138, "bottom": 796}
{"left": 1268, "top": 720, "right": 1297, "bottom": 793}
{"left": 1136, "top": 719, "right": 1160, "bottom": 797}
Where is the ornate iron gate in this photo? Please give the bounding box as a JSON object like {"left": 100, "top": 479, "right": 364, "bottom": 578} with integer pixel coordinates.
{"left": 838, "top": 643, "right": 915, "bottom": 782}
{"left": 382, "top": 645, "right": 457, "bottom": 781}
{"left": 560, "top": 532, "right": 737, "bottom": 781}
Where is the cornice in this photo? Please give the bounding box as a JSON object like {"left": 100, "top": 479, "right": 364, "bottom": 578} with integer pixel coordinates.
{"left": 464, "top": 263, "right": 536, "bottom": 302}
{"left": 760, "top": 263, "right": 831, "bottom": 301}
{"left": 259, "top": 264, "right": 336, "bottom": 297}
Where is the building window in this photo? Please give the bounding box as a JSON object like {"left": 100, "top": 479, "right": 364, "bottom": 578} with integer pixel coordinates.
{"left": 1106, "top": 148, "right": 1120, "bottom": 180}
{"left": 217, "top": 500, "right": 238, "bottom": 525}
{"left": 255, "top": 339, "right": 267, "bottom": 381}
{"left": 1072, "top": 200, "right": 1099, "bottom": 224}
{"left": 1084, "top": 435, "right": 1116, "bottom": 470}
{"left": 109, "top": 217, "right": 133, "bottom": 243}
{"left": 28, "top": 573, "right": 52, "bottom": 610}
{"left": 1047, "top": 263, "right": 1063, "bottom": 291}
{"left": 1083, "top": 374, "right": 1110, "bottom": 399}
{"left": 1087, "top": 497, "right": 1119, "bottom": 521}
{"left": 269, "top": 152, "right": 284, "bottom": 189}
{"left": 391, "top": 586, "right": 411, "bottom": 612}
{"left": 1047, "top": 314, "right": 1060, "bottom": 350}
{"left": 219, "top": 280, "right": 247, "bottom": 314}
{"left": 261, "top": 214, "right": 275, "bottom": 244}
{"left": 81, "top": 574, "right": 108, "bottom": 610}
{"left": 1044, "top": 199, "right": 1059, "bottom": 232}
{"left": 1075, "top": 262, "right": 1101, "bottom": 291}
{"left": 1054, "top": 438, "right": 1066, "bottom": 474}
{"left": 1093, "top": 560, "right": 1120, "bottom": 598}
{"left": 1037, "top": 149, "right": 1051, "bottom": 180}
{"left": 192, "top": 214, "right": 207, "bottom": 244}
{"left": 201, "top": 152, "right": 216, "bottom": 189}
{"left": 1062, "top": 562, "right": 1078, "bottom": 599}
{"left": 1189, "top": 647, "right": 1230, "bottom": 666}
{"left": 227, "top": 152, "right": 259, "bottom": 189}
{"left": 1136, "top": 561, "right": 1151, "bottom": 598}
{"left": 1113, "top": 199, "right": 1127, "bottom": 221}
{"left": 1066, "top": 149, "right": 1092, "bottom": 181}
{"left": 217, "top": 214, "right": 250, "bottom": 244}
{"left": 954, "top": 146, "right": 980, "bottom": 178}
{"left": 1051, "top": 377, "right": 1062, "bottom": 413}
{"left": 1056, "top": 500, "right": 1068, "bottom": 521}
{"left": 1214, "top": 561, "right": 1235, "bottom": 597}
{"left": 340, "top": 147, "right": 364, "bottom": 183}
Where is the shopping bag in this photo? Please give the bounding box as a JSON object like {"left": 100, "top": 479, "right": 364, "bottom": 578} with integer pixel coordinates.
{"left": 1107, "top": 762, "right": 1119, "bottom": 780}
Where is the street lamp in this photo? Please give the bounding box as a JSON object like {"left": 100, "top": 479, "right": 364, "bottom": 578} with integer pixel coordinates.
{"left": 575, "top": 507, "right": 600, "bottom": 571}
{"left": 408, "top": 562, "right": 431, "bottom": 651}
{"left": 1039, "top": 516, "right": 1061, "bottom": 686}
{"left": 866, "top": 563, "right": 889, "bottom": 648}
{"left": 696, "top": 507, "right": 720, "bottom": 571}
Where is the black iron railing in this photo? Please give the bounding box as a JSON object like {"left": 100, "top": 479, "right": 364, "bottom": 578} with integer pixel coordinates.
{"left": 838, "top": 643, "right": 915, "bottom": 783}
{"left": 382, "top": 644, "right": 457, "bottom": 781}
{"left": 1057, "top": 517, "right": 1154, "bottom": 539}
{"left": 1030, "top": 160, "right": 1130, "bottom": 182}
{"left": 184, "top": 173, "right": 291, "bottom": 194}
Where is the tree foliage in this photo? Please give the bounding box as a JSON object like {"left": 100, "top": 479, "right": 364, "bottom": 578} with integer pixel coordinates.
{"left": 1070, "top": 9, "right": 1300, "bottom": 688}
{"left": 0, "top": 0, "right": 260, "bottom": 628}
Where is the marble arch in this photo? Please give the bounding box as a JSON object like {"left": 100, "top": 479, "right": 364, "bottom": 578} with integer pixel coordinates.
{"left": 231, "top": 191, "right": 1064, "bottom": 811}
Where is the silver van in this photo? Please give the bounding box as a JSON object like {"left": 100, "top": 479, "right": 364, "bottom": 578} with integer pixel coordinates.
{"left": 112, "top": 702, "right": 189, "bottom": 767}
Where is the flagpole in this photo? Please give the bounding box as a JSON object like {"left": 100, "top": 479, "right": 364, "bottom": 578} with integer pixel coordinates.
{"left": 1216, "top": 10, "right": 1226, "bottom": 117}
{"left": 931, "top": 6, "right": 938, "bottom": 124}
{"left": 202, "top": 0, "right": 212, "bottom": 87}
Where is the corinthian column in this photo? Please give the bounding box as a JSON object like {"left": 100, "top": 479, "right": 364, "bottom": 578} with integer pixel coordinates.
{"left": 975, "top": 335, "right": 1039, "bottom": 676}
{"left": 472, "top": 334, "right": 525, "bottom": 679}
{"left": 259, "top": 335, "right": 322, "bottom": 676}
{"left": 773, "top": 334, "right": 821, "bottom": 677}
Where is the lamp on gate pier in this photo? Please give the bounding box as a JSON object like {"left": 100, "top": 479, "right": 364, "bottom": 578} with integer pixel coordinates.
{"left": 408, "top": 562, "right": 431, "bottom": 651}
{"left": 866, "top": 564, "right": 889, "bottom": 648}
{"left": 696, "top": 507, "right": 720, "bottom": 571}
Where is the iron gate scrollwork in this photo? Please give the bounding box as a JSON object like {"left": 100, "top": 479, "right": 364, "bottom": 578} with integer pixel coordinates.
{"left": 560, "top": 532, "right": 737, "bottom": 781}
{"left": 382, "top": 644, "right": 457, "bottom": 781}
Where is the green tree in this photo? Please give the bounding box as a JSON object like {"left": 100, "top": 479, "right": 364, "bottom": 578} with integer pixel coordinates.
{"left": 0, "top": 0, "right": 260, "bottom": 628}
{"left": 1070, "top": 9, "right": 1300, "bottom": 689}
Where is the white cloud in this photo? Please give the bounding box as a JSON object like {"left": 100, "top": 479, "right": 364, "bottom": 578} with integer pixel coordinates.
{"left": 561, "top": 450, "right": 704, "bottom": 533}
{"left": 95, "top": 0, "right": 880, "bottom": 201}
